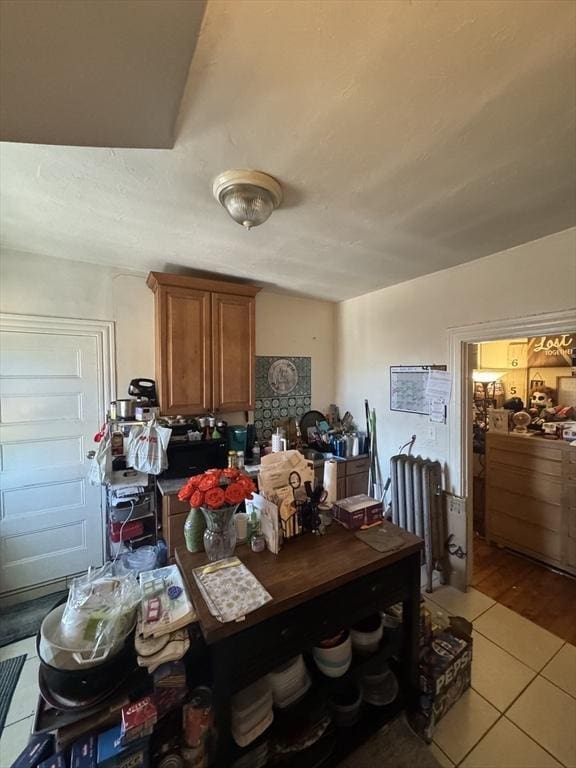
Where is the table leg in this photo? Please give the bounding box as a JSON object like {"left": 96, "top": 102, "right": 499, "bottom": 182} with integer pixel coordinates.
{"left": 401, "top": 551, "right": 421, "bottom": 710}
{"left": 211, "top": 642, "right": 232, "bottom": 768}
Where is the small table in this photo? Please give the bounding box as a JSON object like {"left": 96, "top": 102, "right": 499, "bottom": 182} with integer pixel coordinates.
{"left": 176, "top": 522, "right": 422, "bottom": 766}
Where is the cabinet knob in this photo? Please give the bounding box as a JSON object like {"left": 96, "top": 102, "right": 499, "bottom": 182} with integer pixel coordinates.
{"left": 280, "top": 626, "right": 296, "bottom": 641}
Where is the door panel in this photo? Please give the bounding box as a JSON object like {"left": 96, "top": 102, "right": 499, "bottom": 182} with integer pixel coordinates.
{"left": 0, "top": 328, "right": 104, "bottom": 593}
{"left": 160, "top": 287, "right": 211, "bottom": 414}
{"left": 212, "top": 293, "right": 255, "bottom": 411}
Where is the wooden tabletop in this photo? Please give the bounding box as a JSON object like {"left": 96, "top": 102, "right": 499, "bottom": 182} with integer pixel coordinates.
{"left": 176, "top": 522, "right": 422, "bottom": 644}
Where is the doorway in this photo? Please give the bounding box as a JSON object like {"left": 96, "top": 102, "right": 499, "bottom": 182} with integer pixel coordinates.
{"left": 447, "top": 308, "right": 576, "bottom": 588}
{"left": 0, "top": 314, "right": 114, "bottom": 599}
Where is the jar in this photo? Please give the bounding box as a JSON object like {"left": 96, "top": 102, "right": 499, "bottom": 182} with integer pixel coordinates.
{"left": 227, "top": 450, "right": 237, "bottom": 468}
{"left": 236, "top": 450, "right": 245, "bottom": 470}
{"left": 251, "top": 533, "right": 266, "bottom": 552}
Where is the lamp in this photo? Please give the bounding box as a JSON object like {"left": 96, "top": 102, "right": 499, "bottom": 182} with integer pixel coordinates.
{"left": 472, "top": 370, "right": 504, "bottom": 447}
{"left": 213, "top": 170, "right": 282, "bottom": 230}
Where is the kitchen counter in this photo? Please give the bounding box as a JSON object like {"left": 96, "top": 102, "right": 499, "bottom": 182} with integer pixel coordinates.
{"left": 157, "top": 477, "right": 188, "bottom": 496}
{"left": 157, "top": 453, "right": 370, "bottom": 496}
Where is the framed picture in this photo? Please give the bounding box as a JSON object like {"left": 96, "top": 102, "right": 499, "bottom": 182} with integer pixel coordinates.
{"left": 557, "top": 376, "right": 576, "bottom": 408}
{"left": 489, "top": 408, "right": 509, "bottom": 434}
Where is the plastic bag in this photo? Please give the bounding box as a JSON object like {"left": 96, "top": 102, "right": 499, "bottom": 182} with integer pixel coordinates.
{"left": 60, "top": 562, "right": 141, "bottom": 662}
{"left": 88, "top": 427, "right": 112, "bottom": 486}
{"left": 126, "top": 420, "right": 171, "bottom": 475}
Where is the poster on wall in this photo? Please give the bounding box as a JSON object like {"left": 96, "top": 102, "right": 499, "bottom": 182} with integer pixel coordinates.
{"left": 527, "top": 334, "right": 575, "bottom": 367}
{"left": 254, "top": 356, "right": 311, "bottom": 441}
{"left": 390, "top": 365, "right": 447, "bottom": 415}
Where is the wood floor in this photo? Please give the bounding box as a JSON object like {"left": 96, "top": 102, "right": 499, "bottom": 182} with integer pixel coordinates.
{"left": 472, "top": 536, "right": 576, "bottom": 645}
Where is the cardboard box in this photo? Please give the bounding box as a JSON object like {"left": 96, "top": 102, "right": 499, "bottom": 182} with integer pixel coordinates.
{"left": 70, "top": 735, "right": 97, "bottom": 768}
{"left": 120, "top": 697, "right": 157, "bottom": 745}
{"left": 97, "top": 725, "right": 149, "bottom": 768}
{"left": 412, "top": 631, "right": 473, "bottom": 741}
{"left": 11, "top": 734, "right": 55, "bottom": 768}
{"left": 332, "top": 494, "right": 383, "bottom": 529}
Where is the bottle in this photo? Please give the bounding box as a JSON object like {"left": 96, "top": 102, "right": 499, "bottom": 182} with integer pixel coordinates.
{"left": 236, "top": 450, "right": 245, "bottom": 470}
{"left": 252, "top": 441, "right": 261, "bottom": 464}
{"left": 227, "top": 450, "right": 237, "bottom": 469}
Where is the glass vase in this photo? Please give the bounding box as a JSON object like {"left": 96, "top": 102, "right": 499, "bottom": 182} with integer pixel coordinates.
{"left": 200, "top": 504, "right": 239, "bottom": 562}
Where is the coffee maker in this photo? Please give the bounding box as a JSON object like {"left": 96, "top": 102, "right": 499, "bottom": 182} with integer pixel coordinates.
{"left": 128, "top": 379, "right": 158, "bottom": 406}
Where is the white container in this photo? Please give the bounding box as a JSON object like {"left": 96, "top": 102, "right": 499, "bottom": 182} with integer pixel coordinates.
{"left": 271, "top": 429, "right": 287, "bottom": 452}
{"left": 235, "top": 512, "right": 249, "bottom": 542}
{"left": 351, "top": 618, "right": 383, "bottom": 656}
{"left": 312, "top": 633, "right": 352, "bottom": 678}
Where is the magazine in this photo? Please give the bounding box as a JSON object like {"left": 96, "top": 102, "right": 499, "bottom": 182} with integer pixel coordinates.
{"left": 139, "top": 564, "right": 196, "bottom": 638}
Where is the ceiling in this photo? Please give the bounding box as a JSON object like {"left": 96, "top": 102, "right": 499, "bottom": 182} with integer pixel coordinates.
{"left": 0, "top": 0, "right": 206, "bottom": 148}
{"left": 1, "top": 0, "right": 575, "bottom": 301}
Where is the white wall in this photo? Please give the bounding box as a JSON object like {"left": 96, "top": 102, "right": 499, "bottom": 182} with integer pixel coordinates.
{"left": 335, "top": 228, "right": 576, "bottom": 479}
{"left": 0, "top": 249, "right": 335, "bottom": 411}
{"left": 255, "top": 292, "right": 335, "bottom": 412}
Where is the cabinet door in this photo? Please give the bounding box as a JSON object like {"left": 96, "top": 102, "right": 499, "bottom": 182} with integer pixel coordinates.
{"left": 346, "top": 472, "right": 369, "bottom": 497}
{"left": 212, "top": 293, "right": 256, "bottom": 411}
{"left": 157, "top": 286, "right": 211, "bottom": 414}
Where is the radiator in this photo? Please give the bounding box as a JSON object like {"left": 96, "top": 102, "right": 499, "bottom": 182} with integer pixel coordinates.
{"left": 390, "top": 454, "right": 447, "bottom": 593}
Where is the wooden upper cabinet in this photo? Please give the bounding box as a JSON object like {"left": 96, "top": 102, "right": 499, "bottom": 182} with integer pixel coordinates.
{"left": 212, "top": 292, "right": 256, "bottom": 411}
{"left": 147, "top": 272, "right": 260, "bottom": 415}
{"left": 162, "top": 286, "right": 211, "bottom": 414}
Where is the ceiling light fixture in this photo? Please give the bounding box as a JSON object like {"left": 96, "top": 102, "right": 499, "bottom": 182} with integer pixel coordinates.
{"left": 212, "top": 170, "right": 282, "bottom": 230}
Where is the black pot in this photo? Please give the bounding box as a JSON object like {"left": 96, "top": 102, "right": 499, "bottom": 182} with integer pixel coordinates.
{"left": 36, "top": 631, "right": 136, "bottom": 703}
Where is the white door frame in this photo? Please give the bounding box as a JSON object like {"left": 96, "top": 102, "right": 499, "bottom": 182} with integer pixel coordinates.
{"left": 0, "top": 313, "right": 116, "bottom": 597}
{"left": 447, "top": 307, "right": 576, "bottom": 585}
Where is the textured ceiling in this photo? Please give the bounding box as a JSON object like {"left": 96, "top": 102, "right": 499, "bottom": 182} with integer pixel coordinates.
{"left": 1, "top": 0, "right": 575, "bottom": 301}
{"left": 0, "top": 0, "right": 206, "bottom": 148}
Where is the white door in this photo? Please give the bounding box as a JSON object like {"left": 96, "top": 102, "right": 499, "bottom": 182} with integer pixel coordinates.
{"left": 0, "top": 319, "right": 108, "bottom": 594}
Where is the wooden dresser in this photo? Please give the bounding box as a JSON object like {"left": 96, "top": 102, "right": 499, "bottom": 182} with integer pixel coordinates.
{"left": 486, "top": 433, "right": 576, "bottom": 575}
{"left": 177, "top": 524, "right": 422, "bottom": 767}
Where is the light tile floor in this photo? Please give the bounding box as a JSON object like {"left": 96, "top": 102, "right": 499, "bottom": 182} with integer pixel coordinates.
{"left": 0, "top": 588, "right": 574, "bottom": 768}
{"left": 425, "top": 586, "right": 576, "bottom": 768}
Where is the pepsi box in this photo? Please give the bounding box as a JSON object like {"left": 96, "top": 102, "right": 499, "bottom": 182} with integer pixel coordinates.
{"left": 412, "top": 630, "right": 473, "bottom": 741}
{"left": 70, "top": 735, "right": 97, "bottom": 768}
{"left": 97, "top": 725, "right": 149, "bottom": 768}
{"left": 11, "top": 734, "right": 54, "bottom": 768}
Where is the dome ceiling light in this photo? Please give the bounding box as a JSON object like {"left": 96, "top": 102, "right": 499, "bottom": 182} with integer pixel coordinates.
{"left": 212, "top": 170, "right": 282, "bottom": 230}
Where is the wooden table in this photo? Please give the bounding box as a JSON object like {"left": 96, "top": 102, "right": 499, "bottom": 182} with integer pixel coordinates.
{"left": 176, "top": 522, "right": 423, "bottom": 767}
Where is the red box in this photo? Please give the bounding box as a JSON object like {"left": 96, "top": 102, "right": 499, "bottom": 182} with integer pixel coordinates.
{"left": 109, "top": 520, "right": 143, "bottom": 542}
{"left": 332, "top": 495, "right": 383, "bottom": 529}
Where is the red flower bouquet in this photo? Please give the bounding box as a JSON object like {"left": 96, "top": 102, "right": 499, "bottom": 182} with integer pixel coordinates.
{"left": 179, "top": 468, "right": 256, "bottom": 510}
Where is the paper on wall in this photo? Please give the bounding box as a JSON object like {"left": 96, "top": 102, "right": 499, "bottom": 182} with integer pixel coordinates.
{"left": 425, "top": 370, "right": 452, "bottom": 403}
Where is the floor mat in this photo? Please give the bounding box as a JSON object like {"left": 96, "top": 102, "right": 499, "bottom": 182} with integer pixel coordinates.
{"left": 0, "top": 655, "right": 26, "bottom": 737}
{"left": 0, "top": 590, "right": 68, "bottom": 647}
{"left": 339, "top": 715, "right": 442, "bottom": 768}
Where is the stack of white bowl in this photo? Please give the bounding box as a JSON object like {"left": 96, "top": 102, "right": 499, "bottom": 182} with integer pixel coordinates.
{"left": 360, "top": 659, "right": 399, "bottom": 706}
{"left": 231, "top": 677, "right": 274, "bottom": 748}
{"left": 231, "top": 740, "right": 268, "bottom": 768}
{"left": 267, "top": 655, "right": 311, "bottom": 708}
{"left": 350, "top": 614, "right": 383, "bottom": 656}
{"left": 312, "top": 631, "right": 352, "bottom": 678}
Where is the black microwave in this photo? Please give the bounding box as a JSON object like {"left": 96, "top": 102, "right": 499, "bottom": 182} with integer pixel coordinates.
{"left": 162, "top": 438, "right": 228, "bottom": 479}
